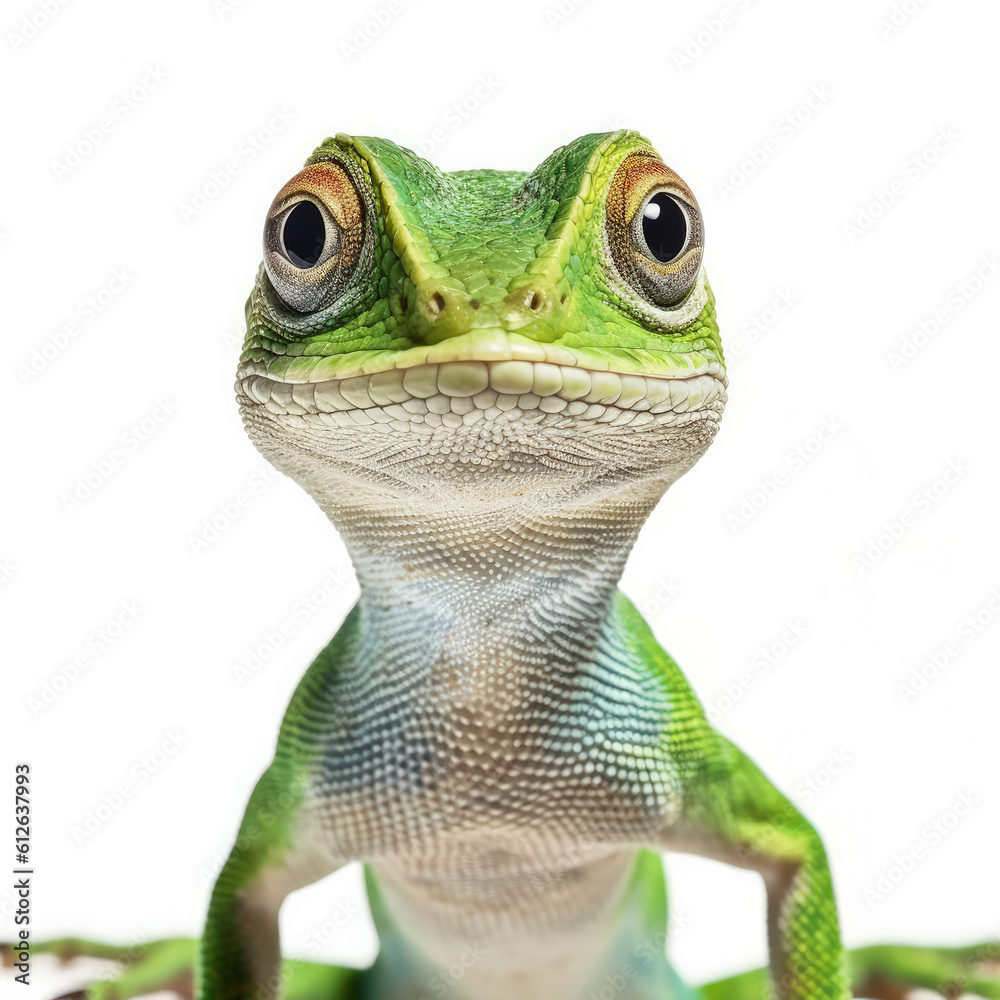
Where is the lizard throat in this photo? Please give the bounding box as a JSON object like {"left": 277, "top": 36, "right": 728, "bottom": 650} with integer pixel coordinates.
{"left": 335, "top": 496, "right": 662, "bottom": 710}
{"left": 236, "top": 358, "right": 725, "bottom": 661}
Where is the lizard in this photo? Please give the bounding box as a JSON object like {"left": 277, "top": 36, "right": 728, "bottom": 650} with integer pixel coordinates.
{"left": 21, "top": 131, "right": 1000, "bottom": 1000}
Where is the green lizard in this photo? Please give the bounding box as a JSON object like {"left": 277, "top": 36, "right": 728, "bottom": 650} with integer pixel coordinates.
{"left": 26, "top": 132, "right": 1000, "bottom": 1000}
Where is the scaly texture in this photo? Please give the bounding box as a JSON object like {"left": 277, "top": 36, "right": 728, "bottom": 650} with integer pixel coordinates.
{"left": 212, "top": 130, "right": 848, "bottom": 1000}
{"left": 24, "top": 133, "right": 998, "bottom": 1000}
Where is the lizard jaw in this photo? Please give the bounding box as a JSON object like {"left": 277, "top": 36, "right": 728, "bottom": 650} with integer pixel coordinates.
{"left": 236, "top": 359, "right": 725, "bottom": 508}
{"left": 237, "top": 359, "right": 727, "bottom": 424}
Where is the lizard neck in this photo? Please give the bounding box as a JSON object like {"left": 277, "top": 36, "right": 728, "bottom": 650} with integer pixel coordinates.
{"left": 324, "top": 494, "right": 660, "bottom": 682}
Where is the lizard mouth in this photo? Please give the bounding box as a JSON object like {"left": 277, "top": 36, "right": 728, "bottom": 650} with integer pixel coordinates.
{"left": 237, "top": 359, "right": 727, "bottom": 429}
{"left": 236, "top": 358, "right": 727, "bottom": 499}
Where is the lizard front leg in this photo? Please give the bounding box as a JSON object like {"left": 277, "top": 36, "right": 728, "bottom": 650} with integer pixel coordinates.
{"left": 199, "top": 760, "right": 344, "bottom": 1000}
{"left": 609, "top": 594, "right": 850, "bottom": 1000}
{"left": 199, "top": 610, "right": 366, "bottom": 1000}
{"left": 665, "top": 734, "right": 850, "bottom": 1000}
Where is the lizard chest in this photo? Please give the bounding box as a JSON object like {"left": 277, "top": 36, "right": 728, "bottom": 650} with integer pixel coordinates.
{"left": 306, "top": 651, "right": 683, "bottom": 862}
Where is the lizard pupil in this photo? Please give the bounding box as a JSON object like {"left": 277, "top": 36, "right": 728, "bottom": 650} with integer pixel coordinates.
{"left": 282, "top": 201, "right": 326, "bottom": 268}
{"left": 641, "top": 193, "right": 688, "bottom": 263}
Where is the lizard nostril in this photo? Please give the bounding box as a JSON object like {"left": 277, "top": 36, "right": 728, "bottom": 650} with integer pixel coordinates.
{"left": 427, "top": 292, "right": 446, "bottom": 317}
{"left": 469, "top": 299, "right": 481, "bottom": 310}
{"left": 502, "top": 283, "right": 554, "bottom": 319}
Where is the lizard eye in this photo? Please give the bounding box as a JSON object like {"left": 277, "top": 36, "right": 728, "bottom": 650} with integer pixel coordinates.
{"left": 605, "top": 155, "right": 704, "bottom": 310}
{"left": 263, "top": 162, "right": 364, "bottom": 314}
{"left": 641, "top": 193, "right": 688, "bottom": 263}
{"left": 280, "top": 200, "right": 332, "bottom": 269}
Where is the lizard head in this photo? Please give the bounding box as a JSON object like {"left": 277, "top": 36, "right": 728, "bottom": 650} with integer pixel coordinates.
{"left": 237, "top": 131, "right": 726, "bottom": 517}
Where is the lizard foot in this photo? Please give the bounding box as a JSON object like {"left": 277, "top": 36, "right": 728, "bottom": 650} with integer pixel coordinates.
{"left": 1, "top": 937, "right": 198, "bottom": 1000}
{"left": 700, "top": 943, "right": 1000, "bottom": 1000}
{"left": 850, "top": 942, "right": 1000, "bottom": 999}
{"left": 1, "top": 937, "right": 366, "bottom": 1000}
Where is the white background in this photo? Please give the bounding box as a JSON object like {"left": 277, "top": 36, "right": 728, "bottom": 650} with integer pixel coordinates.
{"left": 3, "top": 0, "right": 999, "bottom": 994}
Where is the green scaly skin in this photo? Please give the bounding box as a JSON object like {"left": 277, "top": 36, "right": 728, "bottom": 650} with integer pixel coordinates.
{"left": 14, "top": 133, "right": 998, "bottom": 1000}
